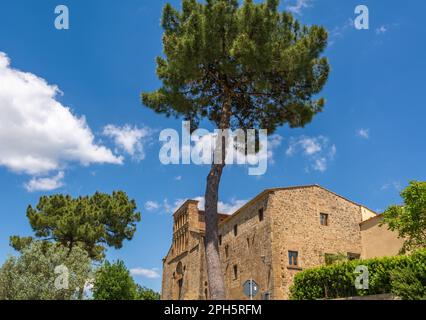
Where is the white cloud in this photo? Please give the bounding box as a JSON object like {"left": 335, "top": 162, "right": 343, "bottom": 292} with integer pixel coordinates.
{"left": 286, "top": 135, "right": 336, "bottom": 172}
{"left": 154, "top": 195, "right": 247, "bottom": 216}
{"left": 0, "top": 52, "right": 122, "bottom": 178}
{"left": 313, "top": 158, "right": 327, "bottom": 172}
{"left": 174, "top": 175, "right": 182, "bottom": 181}
{"left": 329, "top": 18, "right": 354, "bottom": 46}
{"left": 376, "top": 25, "right": 387, "bottom": 35}
{"left": 163, "top": 198, "right": 173, "bottom": 214}
{"left": 286, "top": 136, "right": 324, "bottom": 156}
{"left": 381, "top": 181, "right": 402, "bottom": 192}
{"left": 186, "top": 131, "right": 281, "bottom": 169}
{"left": 24, "top": 171, "right": 65, "bottom": 192}
{"left": 145, "top": 200, "right": 160, "bottom": 211}
{"left": 103, "top": 124, "right": 150, "bottom": 161}
{"left": 357, "top": 129, "right": 370, "bottom": 139}
{"left": 218, "top": 199, "right": 247, "bottom": 215}
{"left": 286, "top": 0, "right": 312, "bottom": 15}
{"left": 130, "top": 268, "right": 161, "bottom": 279}
{"left": 173, "top": 196, "right": 247, "bottom": 215}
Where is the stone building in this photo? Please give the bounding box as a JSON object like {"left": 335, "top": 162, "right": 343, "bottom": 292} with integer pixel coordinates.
{"left": 161, "top": 185, "right": 404, "bottom": 300}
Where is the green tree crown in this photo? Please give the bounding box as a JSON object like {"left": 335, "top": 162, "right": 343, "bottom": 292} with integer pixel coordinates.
{"left": 10, "top": 191, "right": 141, "bottom": 261}
{"left": 142, "top": 0, "right": 329, "bottom": 133}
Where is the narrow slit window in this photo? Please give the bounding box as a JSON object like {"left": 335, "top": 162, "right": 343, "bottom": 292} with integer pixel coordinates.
{"left": 258, "top": 208, "right": 264, "bottom": 222}
{"left": 320, "top": 213, "right": 329, "bottom": 226}
{"left": 289, "top": 251, "right": 299, "bottom": 266}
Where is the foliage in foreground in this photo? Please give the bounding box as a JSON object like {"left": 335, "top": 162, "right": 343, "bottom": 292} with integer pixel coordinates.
{"left": 92, "top": 260, "right": 160, "bottom": 300}
{"left": 136, "top": 285, "right": 161, "bottom": 300}
{"left": 0, "top": 242, "right": 92, "bottom": 300}
{"left": 382, "top": 180, "right": 426, "bottom": 253}
{"left": 290, "top": 249, "right": 426, "bottom": 300}
{"left": 93, "top": 260, "right": 137, "bottom": 300}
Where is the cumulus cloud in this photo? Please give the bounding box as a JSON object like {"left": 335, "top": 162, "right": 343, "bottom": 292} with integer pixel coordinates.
{"left": 103, "top": 124, "right": 150, "bottom": 161}
{"left": 145, "top": 200, "right": 160, "bottom": 211}
{"left": 24, "top": 171, "right": 65, "bottom": 192}
{"left": 376, "top": 25, "right": 387, "bottom": 35}
{"left": 357, "top": 129, "right": 370, "bottom": 139}
{"left": 187, "top": 132, "right": 281, "bottom": 167}
{"left": 0, "top": 52, "right": 122, "bottom": 178}
{"left": 286, "top": 136, "right": 336, "bottom": 172}
{"left": 173, "top": 196, "right": 247, "bottom": 215}
{"left": 153, "top": 196, "right": 247, "bottom": 215}
{"left": 130, "top": 268, "right": 161, "bottom": 279}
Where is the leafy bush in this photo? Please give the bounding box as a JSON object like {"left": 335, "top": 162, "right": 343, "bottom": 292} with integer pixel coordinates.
{"left": 0, "top": 242, "right": 92, "bottom": 300}
{"left": 92, "top": 260, "right": 137, "bottom": 300}
{"left": 390, "top": 261, "right": 426, "bottom": 300}
{"left": 290, "top": 249, "right": 426, "bottom": 300}
{"left": 136, "top": 285, "right": 161, "bottom": 300}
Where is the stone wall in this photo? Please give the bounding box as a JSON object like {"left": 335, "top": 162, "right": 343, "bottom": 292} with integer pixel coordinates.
{"left": 218, "top": 193, "right": 273, "bottom": 300}
{"left": 268, "top": 186, "right": 366, "bottom": 299}
{"left": 161, "top": 185, "right": 403, "bottom": 300}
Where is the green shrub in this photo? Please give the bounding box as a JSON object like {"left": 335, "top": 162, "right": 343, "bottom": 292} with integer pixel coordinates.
{"left": 290, "top": 249, "right": 426, "bottom": 300}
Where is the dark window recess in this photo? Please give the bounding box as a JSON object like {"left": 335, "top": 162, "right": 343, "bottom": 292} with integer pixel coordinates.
{"left": 262, "top": 292, "right": 271, "bottom": 300}
{"left": 178, "top": 278, "right": 183, "bottom": 300}
{"left": 347, "top": 253, "right": 361, "bottom": 261}
{"left": 218, "top": 235, "right": 222, "bottom": 246}
{"left": 320, "top": 213, "right": 329, "bottom": 226}
{"left": 247, "top": 238, "right": 250, "bottom": 248}
{"left": 225, "top": 245, "right": 229, "bottom": 258}
{"left": 234, "top": 225, "right": 238, "bottom": 237}
{"left": 289, "top": 251, "right": 299, "bottom": 266}
{"left": 233, "top": 265, "right": 238, "bottom": 280}
{"left": 258, "top": 208, "right": 264, "bottom": 222}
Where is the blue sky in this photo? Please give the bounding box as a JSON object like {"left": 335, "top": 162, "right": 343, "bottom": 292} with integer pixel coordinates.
{"left": 0, "top": 0, "right": 425, "bottom": 292}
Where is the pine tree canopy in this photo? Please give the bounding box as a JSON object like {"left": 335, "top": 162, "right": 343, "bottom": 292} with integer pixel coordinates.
{"left": 10, "top": 191, "right": 141, "bottom": 261}
{"left": 142, "top": 0, "right": 330, "bottom": 133}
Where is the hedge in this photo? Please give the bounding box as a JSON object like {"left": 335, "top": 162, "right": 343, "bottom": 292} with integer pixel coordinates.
{"left": 290, "top": 249, "right": 426, "bottom": 300}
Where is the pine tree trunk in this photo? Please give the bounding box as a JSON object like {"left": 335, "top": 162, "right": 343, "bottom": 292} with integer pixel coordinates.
{"left": 204, "top": 96, "right": 231, "bottom": 300}
{"left": 204, "top": 162, "right": 226, "bottom": 300}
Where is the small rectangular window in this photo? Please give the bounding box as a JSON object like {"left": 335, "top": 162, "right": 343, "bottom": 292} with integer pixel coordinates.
{"left": 218, "top": 235, "right": 222, "bottom": 246}
{"left": 233, "top": 265, "right": 238, "bottom": 280}
{"left": 289, "top": 251, "right": 299, "bottom": 266}
{"left": 225, "top": 245, "right": 229, "bottom": 258}
{"left": 320, "top": 213, "right": 329, "bottom": 226}
{"left": 234, "top": 224, "right": 238, "bottom": 237}
{"left": 258, "top": 208, "right": 264, "bottom": 222}
{"left": 347, "top": 253, "right": 361, "bottom": 261}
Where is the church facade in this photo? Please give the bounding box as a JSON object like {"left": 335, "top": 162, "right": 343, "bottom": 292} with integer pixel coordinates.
{"left": 161, "top": 185, "right": 404, "bottom": 300}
